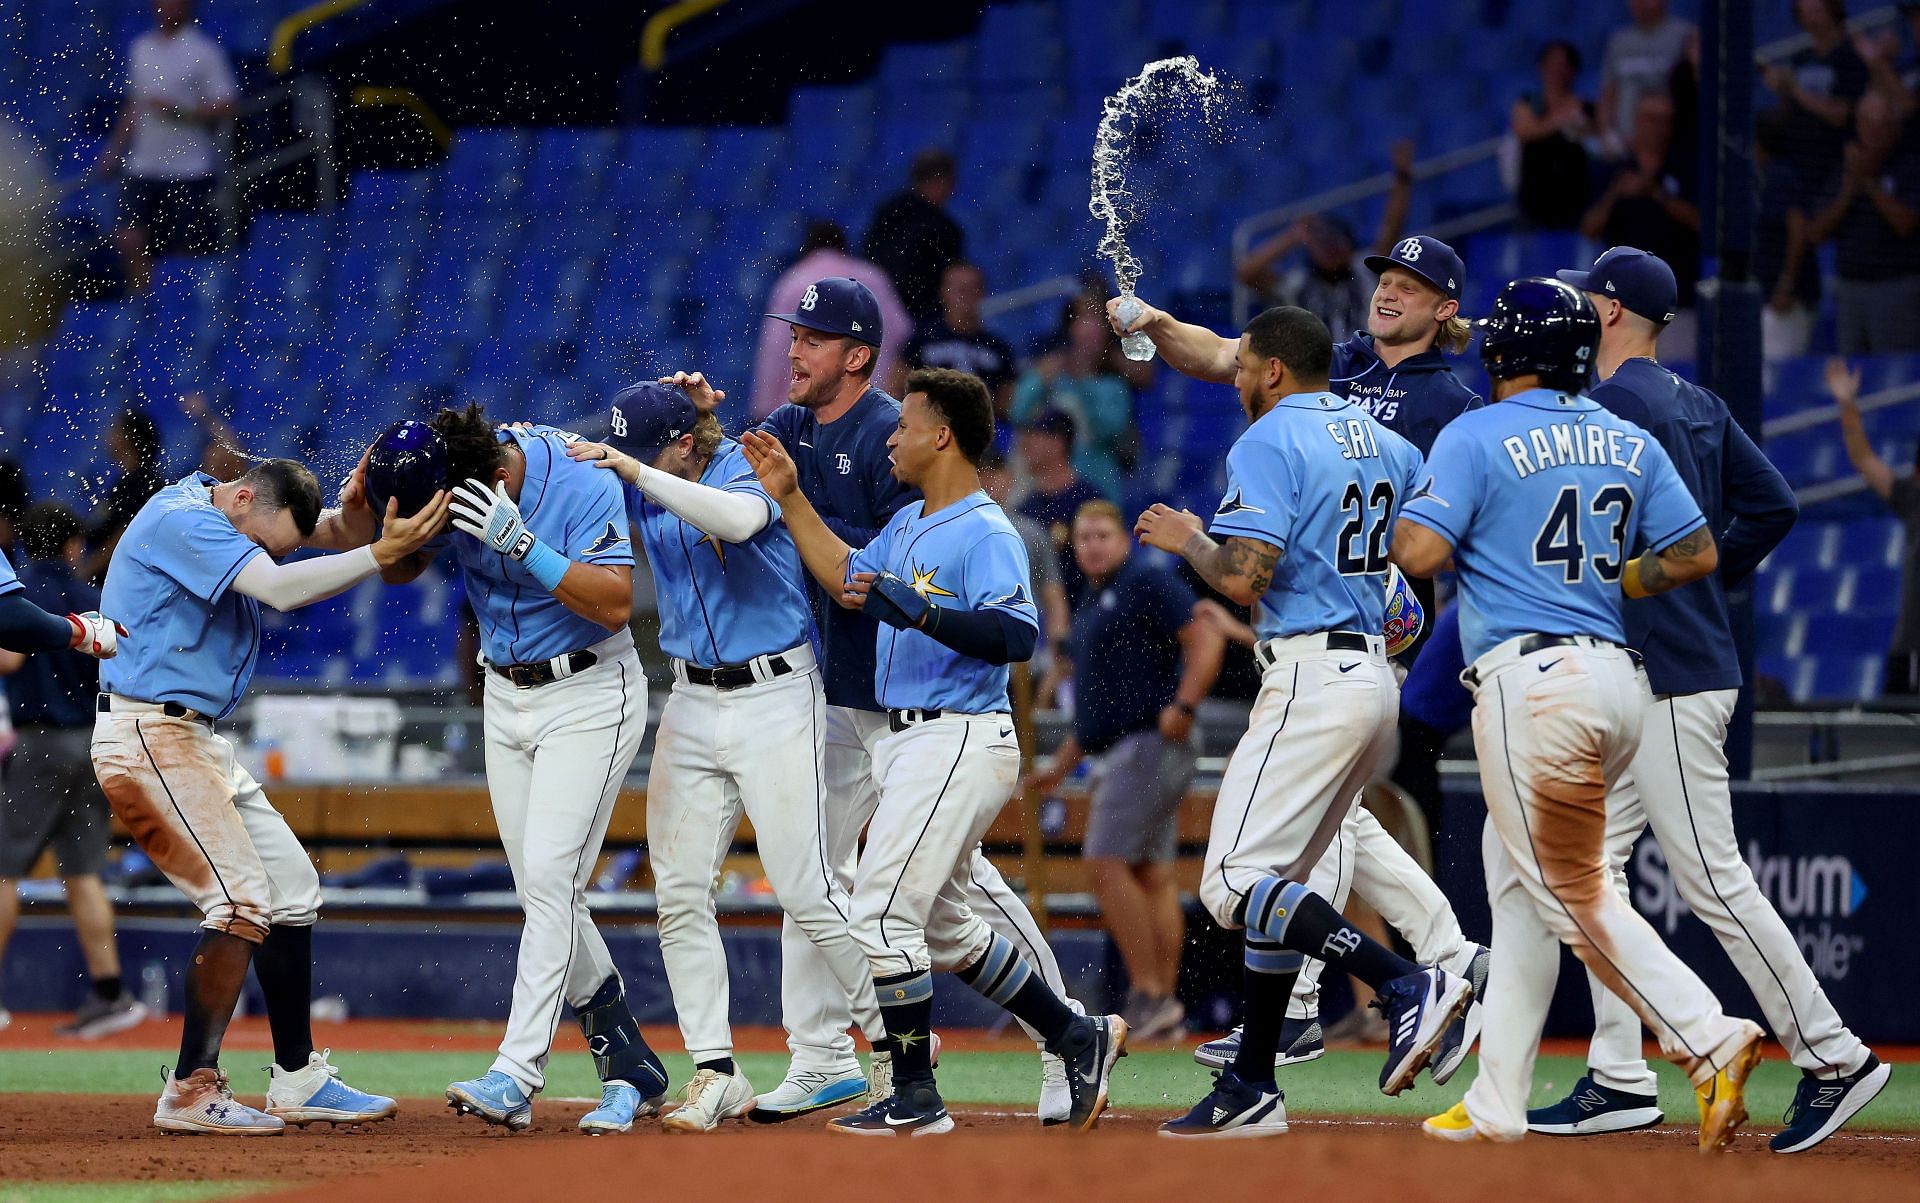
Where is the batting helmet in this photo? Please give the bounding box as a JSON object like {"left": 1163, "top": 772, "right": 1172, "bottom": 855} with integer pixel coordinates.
{"left": 365, "top": 420, "right": 448, "bottom": 519}
{"left": 1477, "top": 277, "right": 1599, "bottom": 395}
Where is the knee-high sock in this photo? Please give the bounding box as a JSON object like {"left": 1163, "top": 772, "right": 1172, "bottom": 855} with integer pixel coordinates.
{"left": 177, "top": 930, "right": 255, "bottom": 1077}
{"left": 1240, "top": 875, "right": 1418, "bottom": 990}
{"left": 1232, "top": 935, "right": 1301, "bottom": 1087}
{"left": 955, "top": 932, "right": 1078, "bottom": 1050}
{"left": 253, "top": 922, "right": 314, "bottom": 1073}
{"left": 875, "top": 970, "right": 937, "bottom": 1083}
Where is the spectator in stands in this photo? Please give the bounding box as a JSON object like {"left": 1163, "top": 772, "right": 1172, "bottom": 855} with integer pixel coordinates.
{"left": 1755, "top": 114, "right": 1822, "bottom": 363}
{"left": 1021, "top": 500, "right": 1224, "bottom": 1043}
{"left": 903, "top": 262, "right": 1018, "bottom": 425}
{"left": 1509, "top": 41, "right": 1599, "bottom": 229}
{"left": 1873, "top": 2, "right": 1920, "bottom": 114}
{"left": 1581, "top": 94, "right": 1700, "bottom": 306}
{"left": 862, "top": 147, "right": 965, "bottom": 324}
{"left": 752, "top": 220, "right": 910, "bottom": 418}
{"left": 178, "top": 390, "right": 250, "bottom": 479}
{"left": 1829, "top": 359, "right": 1920, "bottom": 695}
{"left": 1016, "top": 409, "right": 1105, "bottom": 603}
{"left": 93, "top": 0, "right": 238, "bottom": 294}
{"left": 84, "top": 410, "right": 166, "bottom": 583}
{"left": 1763, "top": 0, "right": 1868, "bottom": 189}
{"left": 1234, "top": 142, "right": 1413, "bottom": 342}
{"left": 0, "top": 503, "right": 147, "bottom": 1038}
{"left": 1597, "top": 0, "right": 1695, "bottom": 158}
{"left": 979, "top": 446, "right": 1071, "bottom": 704}
{"left": 1011, "top": 308, "right": 1132, "bottom": 502}
{"left": 1806, "top": 90, "right": 1920, "bottom": 354}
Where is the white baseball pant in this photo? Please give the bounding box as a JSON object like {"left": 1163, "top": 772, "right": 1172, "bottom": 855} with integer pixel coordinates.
{"left": 484, "top": 632, "right": 648, "bottom": 1094}
{"left": 647, "top": 646, "right": 883, "bottom": 1063}
{"left": 1582, "top": 688, "right": 1869, "bottom": 1093}
{"left": 1461, "top": 638, "right": 1759, "bottom": 1140}
{"left": 780, "top": 705, "right": 1067, "bottom": 1070}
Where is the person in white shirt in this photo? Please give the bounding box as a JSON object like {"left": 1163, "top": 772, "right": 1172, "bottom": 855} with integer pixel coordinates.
{"left": 94, "top": 0, "right": 238, "bottom": 291}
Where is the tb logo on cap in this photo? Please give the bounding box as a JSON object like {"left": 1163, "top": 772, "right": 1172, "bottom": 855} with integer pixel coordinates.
{"left": 800, "top": 284, "right": 819, "bottom": 312}
{"left": 610, "top": 407, "right": 627, "bottom": 437}
{"left": 1394, "top": 237, "right": 1423, "bottom": 262}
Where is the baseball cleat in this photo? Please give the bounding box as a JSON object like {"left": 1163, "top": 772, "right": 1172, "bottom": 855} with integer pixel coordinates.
{"left": 1039, "top": 1050, "right": 1070, "bottom": 1126}
{"left": 748, "top": 1067, "right": 868, "bottom": 1123}
{"left": 1696, "top": 1023, "right": 1765, "bottom": 1153}
{"left": 867, "top": 1030, "right": 939, "bottom": 1104}
{"left": 1059, "top": 1014, "right": 1128, "bottom": 1131}
{"left": 662, "top": 1067, "right": 757, "bottom": 1133}
{"left": 155, "top": 1067, "right": 285, "bottom": 1136}
{"left": 55, "top": 993, "right": 150, "bottom": 1040}
{"left": 1430, "top": 944, "right": 1491, "bottom": 1086}
{"left": 1377, "top": 966, "right": 1472, "bottom": 1096}
{"left": 1193, "top": 1017, "right": 1325, "bottom": 1071}
{"left": 266, "top": 1049, "right": 397, "bottom": 1125}
{"left": 828, "top": 1079, "right": 953, "bottom": 1138}
{"left": 1526, "top": 1074, "right": 1664, "bottom": 1136}
{"left": 1423, "top": 1101, "right": 1488, "bottom": 1143}
{"left": 1771, "top": 1055, "right": 1890, "bottom": 1154}
{"left": 446, "top": 1070, "right": 533, "bottom": 1132}
{"left": 579, "top": 1080, "right": 665, "bottom": 1135}
{"left": 1159, "top": 1069, "right": 1288, "bottom": 1140}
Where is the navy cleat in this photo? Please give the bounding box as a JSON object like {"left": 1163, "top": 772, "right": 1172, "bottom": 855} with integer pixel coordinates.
{"left": 1193, "top": 1016, "right": 1324, "bottom": 1071}
{"left": 1770, "top": 1055, "right": 1891, "bottom": 1154}
{"left": 1159, "top": 1070, "right": 1288, "bottom": 1140}
{"left": 1526, "top": 1074, "right": 1665, "bottom": 1136}
{"left": 1058, "top": 1014, "right": 1128, "bottom": 1131}
{"left": 827, "top": 1080, "right": 953, "bottom": 1138}
{"left": 1376, "top": 966, "right": 1472, "bottom": 1095}
{"left": 1429, "top": 944, "right": 1491, "bottom": 1086}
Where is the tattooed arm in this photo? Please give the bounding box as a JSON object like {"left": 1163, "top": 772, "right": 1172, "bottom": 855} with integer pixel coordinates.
{"left": 1134, "top": 503, "right": 1280, "bottom": 607}
{"left": 1623, "top": 523, "right": 1718, "bottom": 598}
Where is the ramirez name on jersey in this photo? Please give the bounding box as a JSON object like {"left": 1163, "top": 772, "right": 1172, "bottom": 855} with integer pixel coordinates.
{"left": 1499, "top": 420, "right": 1650, "bottom": 480}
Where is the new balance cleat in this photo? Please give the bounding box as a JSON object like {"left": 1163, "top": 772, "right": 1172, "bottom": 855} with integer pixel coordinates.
{"left": 1770, "top": 1055, "right": 1891, "bottom": 1154}
{"left": 1527, "top": 1074, "right": 1664, "bottom": 1136}
{"left": 1423, "top": 1101, "right": 1487, "bottom": 1142}
{"left": 266, "top": 1050, "right": 397, "bottom": 1125}
{"left": 749, "top": 1067, "right": 868, "bottom": 1123}
{"left": 828, "top": 1080, "right": 953, "bottom": 1137}
{"left": 1430, "top": 944, "right": 1491, "bottom": 1086}
{"left": 447, "top": 1070, "right": 533, "bottom": 1131}
{"left": 1159, "top": 1070, "right": 1288, "bottom": 1139}
{"left": 1377, "top": 966, "right": 1472, "bottom": 1095}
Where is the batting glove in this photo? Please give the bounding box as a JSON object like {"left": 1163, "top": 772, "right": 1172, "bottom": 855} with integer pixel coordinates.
{"left": 68, "top": 611, "right": 128, "bottom": 659}
{"left": 450, "top": 478, "right": 537, "bottom": 560}
{"left": 865, "top": 571, "right": 932, "bottom": 631}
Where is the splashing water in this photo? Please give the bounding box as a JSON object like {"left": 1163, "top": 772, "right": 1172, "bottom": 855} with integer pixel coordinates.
{"left": 1091, "top": 56, "right": 1225, "bottom": 360}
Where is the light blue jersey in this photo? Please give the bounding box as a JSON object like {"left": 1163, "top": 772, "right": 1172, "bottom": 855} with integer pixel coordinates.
{"left": 0, "top": 548, "right": 19, "bottom": 597}
{"left": 631, "top": 440, "right": 812, "bottom": 668}
{"left": 1399, "top": 388, "right": 1706, "bottom": 663}
{"left": 848, "top": 492, "right": 1039, "bottom": 712}
{"left": 1209, "top": 391, "right": 1425, "bottom": 641}
{"left": 456, "top": 426, "right": 635, "bottom": 666}
{"left": 99, "top": 473, "right": 266, "bottom": 719}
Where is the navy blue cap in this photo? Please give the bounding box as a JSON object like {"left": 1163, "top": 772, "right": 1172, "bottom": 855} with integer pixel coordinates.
{"left": 1556, "top": 246, "right": 1678, "bottom": 324}
{"left": 1364, "top": 235, "right": 1465, "bottom": 300}
{"left": 766, "top": 276, "right": 884, "bottom": 347}
{"left": 605, "top": 381, "right": 697, "bottom": 460}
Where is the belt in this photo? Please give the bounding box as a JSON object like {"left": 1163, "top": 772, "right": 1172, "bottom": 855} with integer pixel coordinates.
{"left": 888, "top": 708, "right": 945, "bottom": 732}
{"left": 1461, "top": 633, "right": 1624, "bottom": 689}
{"left": 681, "top": 652, "right": 797, "bottom": 692}
{"left": 489, "top": 649, "right": 598, "bottom": 689}
{"left": 1253, "top": 630, "right": 1373, "bottom": 669}
{"left": 97, "top": 693, "right": 212, "bottom": 727}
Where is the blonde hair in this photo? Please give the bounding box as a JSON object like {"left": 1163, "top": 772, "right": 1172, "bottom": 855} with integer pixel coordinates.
{"left": 1439, "top": 313, "right": 1473, "bottom": 356}
{"left": 692, "top": 412, "right": 725, "bottom": 460}
{"left": 1072, "top": 498, "right": 1125, "bottom": 531}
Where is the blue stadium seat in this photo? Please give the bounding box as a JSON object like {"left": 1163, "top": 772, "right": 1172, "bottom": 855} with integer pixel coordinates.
{"left": 1808, "top": 655, "right": 1882, "bottom": 702}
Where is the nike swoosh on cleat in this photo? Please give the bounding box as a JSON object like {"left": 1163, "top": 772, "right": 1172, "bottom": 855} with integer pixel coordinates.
{"left": 885, "top": 1112, "right": 931, "bottom": 1127}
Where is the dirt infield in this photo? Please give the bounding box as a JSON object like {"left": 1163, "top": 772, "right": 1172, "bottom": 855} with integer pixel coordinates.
{"left": 4, "top": 1095, "right": 1916, "bottom": 1202}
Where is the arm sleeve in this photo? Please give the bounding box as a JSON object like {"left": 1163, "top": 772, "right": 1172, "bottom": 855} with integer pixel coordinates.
{"left": 1717, "top": 418, "right": 1799, "bottom": 586}
{"left": 1398, "top": 424, "right": 1484, "bottom": 547}
{"left": 919, "top": 605, "right": 1038, "bottom": 665}
{"left": 562, "top": 470, "right": 637, "bottom": 566}
{"left": 1208, "top": 438, "right": 1298, "bottom": 552}
{"left": 1635, "top": 437, "right": 1710, "bottom": 552}
{"left": 230, "top": 547, "right": 380, "bottom": 612}
{"left": 0, "top": 592, "right": 76, "bottom": 653}
{"left": 151, "top": 510, "right": 266, "bottom": 603}
{"left": 632, "top": 462, "right": 772, "bottom": 544}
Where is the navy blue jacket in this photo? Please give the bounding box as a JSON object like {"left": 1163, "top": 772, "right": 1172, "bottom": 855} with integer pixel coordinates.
{"left": 1329, "top": 333, "right": 1481, "bottom": 456}
{"left": 1591, "top": 359, "right": 1799, "bottom": 695}
{"left": 6, "top": 559, "right": 98, "bottom": 727}
{"left": 756, "top": 386, "right": 915, "bottom": 711}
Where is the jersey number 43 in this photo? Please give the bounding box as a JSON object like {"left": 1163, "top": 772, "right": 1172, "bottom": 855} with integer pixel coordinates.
{"left": 1533, "top": 484, "right": 1634, "bottom": 583}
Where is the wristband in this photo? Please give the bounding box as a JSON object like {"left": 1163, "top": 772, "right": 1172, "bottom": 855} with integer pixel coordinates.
{"left": 1172, "top": 700, "right": 1196, "bottom": 717}
{"left": 1621, "top": 556, "right": 1648, "bottom": 599}
{"left": 521, "top": 539, "right": 570, "bottom": 592}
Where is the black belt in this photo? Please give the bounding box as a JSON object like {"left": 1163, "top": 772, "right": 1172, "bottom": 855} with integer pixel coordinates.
{"left": 888, "top": 708, "right": 945, "bottom": 732}
{"left": 683, "top": 653, "right": 795, "bottom": 692}
{"left": 96, "top": 694, "right": 212, "bottom": 726}
{"left": 490, "top": 650, "right": 597, "bottom": 689}
{"left": 1254, "top": 630, "right": 1369, "bottom": 667}
{"left": 1461, "top": 634, "right": 1626, "bottom": 688}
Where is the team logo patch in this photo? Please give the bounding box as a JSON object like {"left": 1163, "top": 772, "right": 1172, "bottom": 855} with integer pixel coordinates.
{"left": 583, "top": 521, "right": 626, "bottom": 556}
{"left": 909, "top": 564, "right": 957, "bottom": 599}
{"left": 1215, "top": 488, "right": 1266, "bottom": 517}
{"left": 1408, "top": 476, "right": 1450, "bottom": 508}
{"left": 698, "top": 532, "right": 727, "bottom": 565}
{"left": 988, "top": 583, "right": 1034, "bottom": 611}
{"left": 835, "top": 453, "right": 852, "bottom": 475}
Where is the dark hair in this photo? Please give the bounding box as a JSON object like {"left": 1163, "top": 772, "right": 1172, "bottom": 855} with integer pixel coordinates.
{"left": 910, "top": 147, "right": 956, "bottom": 186}
{"left": 1538, "top": 39, "right": 1582, "bottom": 73}
{"left": 432, "top": 402, "right": 508, "bottom": 487}
{"left": 239, "top": 459, "right": 322, "bottom": 537}
{"left": 1243, "top": 305, "right": 1333, "bottom": 383}
{"left": 21, "top": 501, "right": 83, "bottom": 561}
{"left": 799, "top": 219, "right": 847, "bottom": 256}
{"left": 117, "top": 409, "right": 161, "bottom": 467}
{"left": 906, "top": 368, "right": 994, "bottom": 464}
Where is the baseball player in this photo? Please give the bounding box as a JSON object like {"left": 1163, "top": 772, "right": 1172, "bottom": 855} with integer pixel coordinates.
{"left": 92, "top": 457, "right": 443, "bottom": 1134}
{"left": 743, "top": 368, "right": 1126, "bottom": 1137}
{"left": 733, "top": 277, "right": 1077, "bottom": 1124}
{"left": 1398, "top": 277, "right": 1765, "bottom": 1151}
{"left": 1135, "top": 305, "right": 1468, "bottom": 1139}
{"left": 1525, "top": 248, "right": 1887, "bottom": 1153}
{"left": 381, "top": 406, "right": 669, "bottom": 1136}
{"left": 1112, "top": 238, "right": 1489, "bottom": 1080}
{"left": 562, "top": 381, "right": 887, "bottom": 1132}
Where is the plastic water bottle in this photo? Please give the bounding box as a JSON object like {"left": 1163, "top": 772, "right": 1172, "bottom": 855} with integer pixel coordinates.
{"left": 1115, "top": 295, "right": 1157, "bottom": 362}
{"left": 140, "top": 962, "right": 169, "bottom": 1014}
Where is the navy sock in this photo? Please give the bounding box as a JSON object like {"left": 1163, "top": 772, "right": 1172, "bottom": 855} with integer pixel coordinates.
{"left": 176, "top": 930, "right": 253, "bottom": 1077}
{"left": 954, "top": 933, "right": 1077, "bottom": 1049}
{"left": 1239, "top": 876, "right": 1418, "bottom": 991}
{"left": 1231, "top": 935, "right": 1301, "bottom": 1087}
{"left": 696, "top": 1057, "right": 736, "bottom": 1076}
{"left": 577, "top": 975, "right": 665, "bottom": 1090}
{"left": 92, "top": 974, "right": 123, "bottom": 1002}
{"left": 252, "top": 923, "right": 315, "bottom": 1073}
{"left": 875, "top": 970, "right": 937, "bottom": 1082}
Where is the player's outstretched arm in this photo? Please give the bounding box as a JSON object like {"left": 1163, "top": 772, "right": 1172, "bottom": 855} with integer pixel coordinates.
{"left": 1390, "top": 518, "right": 1455, "bottom": 578}
{"left": 0, "top": 594, "right": 127, "bottom": 659}
{"left": 567, "top": 441, "right": 770, "bottom": 544}
{"left": 1623, "top": 523, "right": 1719, "bottom": 598}
{"left": 740, "top": 430, "right": 857, "bottom": 598}
{"left": 305, "top": 449, "right": 382, "bottom": 552}
{"left": 1134, "top": 504, "right": 1277, "bottom": 607}
{"left": 1105, "top": 296, "right": 1237, "bottom": 384}
{"left": 235, "top": 493, "right": 451, "bottom": 612}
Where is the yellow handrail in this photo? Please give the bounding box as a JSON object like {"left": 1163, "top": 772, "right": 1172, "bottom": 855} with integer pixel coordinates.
{"left": 640, "top": 0, "right": 731, "bottom": 71}
{"left": 349, "top": 86, "right": 453, "bottom": 149}
{"left": 269, "top": 0, "right": 372, "bottom": 73}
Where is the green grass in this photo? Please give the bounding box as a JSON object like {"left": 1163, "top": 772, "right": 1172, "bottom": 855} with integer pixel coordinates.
{"left": 0, "top": 1184, "right": 268, "bottom": 1203}
{"left": 2, "top": 1047, "right": 1915, "bottom": 1130}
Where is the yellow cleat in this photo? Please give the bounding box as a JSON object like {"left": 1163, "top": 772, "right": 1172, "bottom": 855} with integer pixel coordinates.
{"left": 1696, "top": 1030, "right": 1766, "bottom": 1153}
{"left": 1423, "top": 1102, "right": 1485, "bottom": 1143}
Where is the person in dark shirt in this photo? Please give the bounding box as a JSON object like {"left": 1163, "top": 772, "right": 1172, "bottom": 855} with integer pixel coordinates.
{"left": 1754, "top": 113, "right": 1822, "bottom": 362}
{"left": 1807, "top": 90, "right": 1920, "bottom": 353}
{"left": 85, "top": 410, "right": 166, "bottom": 582}
{"left": 1510, "top": 40, "right": 1599, "bottom": 230}
{"left": 862, "top": 148, "right": 965, "bottom": 324}
{"left": 1581, "top": 92, "right": 1700, "bottom": 304}
{"left": 1831, "top": 357, "right": 1920, "bottom": 695}
{"left": 1015, "top": 409, "right": 1105, "bottom": 604}
{"left": 1764, "top": 0, "right": 1868, "bottom": 188}
{"left": 0, "top": 503, "right": 146, "bottom": 1038}
{"left": 1022, "top": 499, "right": 1224, "bottom": 1043}
{"left": 903, "top": 262, "right": 1018, "bottom": 423}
